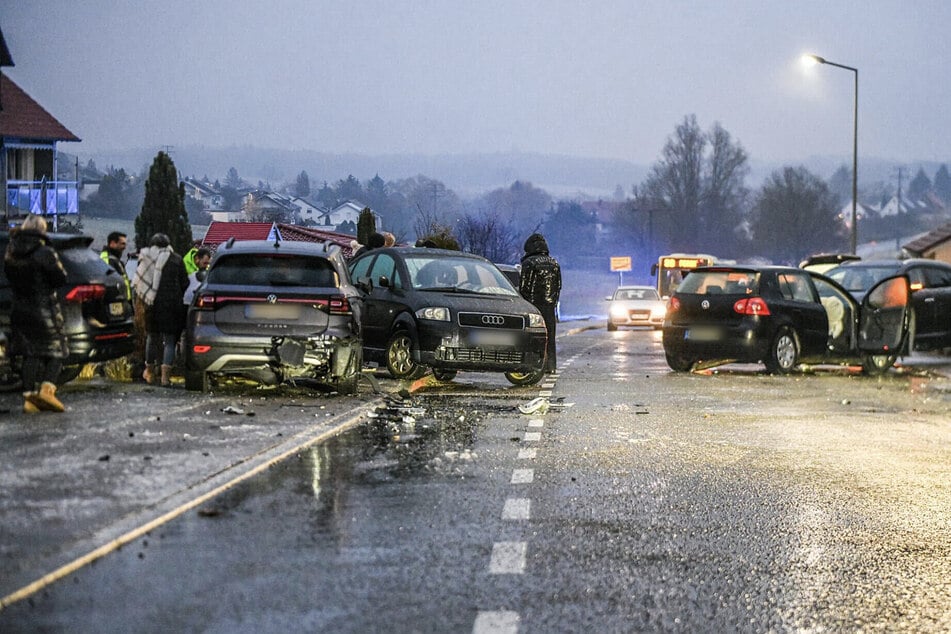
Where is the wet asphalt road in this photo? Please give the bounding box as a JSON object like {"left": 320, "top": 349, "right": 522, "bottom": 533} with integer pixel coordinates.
{"left": 1, "top": 325, "right": 950, "bottom": 632}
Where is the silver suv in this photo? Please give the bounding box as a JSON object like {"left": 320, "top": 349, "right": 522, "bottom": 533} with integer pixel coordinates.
{"left": 183, "top": 239, "right": 363, "bottom": 393}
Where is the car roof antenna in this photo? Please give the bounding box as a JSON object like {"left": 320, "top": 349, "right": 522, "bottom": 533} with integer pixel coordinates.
{"left": 225, "top": 236, "right": 236, "bottom": 250}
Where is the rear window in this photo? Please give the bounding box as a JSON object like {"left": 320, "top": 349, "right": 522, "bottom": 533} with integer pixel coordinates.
{"left": 208, "top": 254, "right": 340, "bottom": 288}
{"left": 614, "top": 288, "right": 660, "bottom": 301}
{"left": 826, "top": 265, "right": 900, "bottom": 293}
{"left": 677, "top": 271, "right": 757, "bottom": 295}
{"left": 58, "top": 246, "right": 114, "bottom": 282}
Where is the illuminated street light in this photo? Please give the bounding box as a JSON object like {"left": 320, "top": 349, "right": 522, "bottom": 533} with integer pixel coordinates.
{"left": 803, "top": 53, "right": 859, "bottom": 254}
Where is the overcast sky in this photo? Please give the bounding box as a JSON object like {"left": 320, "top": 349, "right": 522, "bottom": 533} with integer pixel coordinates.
{"left": 3, "top": 0, "right": 950, "bottom": 167}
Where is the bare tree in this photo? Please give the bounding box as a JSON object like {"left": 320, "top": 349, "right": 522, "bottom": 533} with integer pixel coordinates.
{"left": 457, "top": 211, "right": 520, "bottom": 263}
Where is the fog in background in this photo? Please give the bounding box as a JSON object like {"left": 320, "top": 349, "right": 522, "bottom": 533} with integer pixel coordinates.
{"left": 4, "top": 0, "right": 950, "bottom": 175}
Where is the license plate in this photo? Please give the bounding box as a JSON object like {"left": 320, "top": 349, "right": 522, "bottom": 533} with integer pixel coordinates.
{"left": 470, "top": 330, "right": 517, "bottom": 346}
{"left": 685, "top": 327, "right": 719, "bottom": 341}
{"left": 246, "top": 303, "right": 301, "bottom": 320}
{"left": 109, "top": 302, "right": 124, "bottom": 317}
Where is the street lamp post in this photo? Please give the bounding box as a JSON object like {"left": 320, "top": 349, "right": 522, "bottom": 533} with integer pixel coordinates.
{"left": 804, "top": 54, "right": 859, "bottom": 254}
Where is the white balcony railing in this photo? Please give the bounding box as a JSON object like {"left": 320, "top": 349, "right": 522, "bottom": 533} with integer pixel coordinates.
{"left": 5, "top": 180, "right": 80, "bottom": 216}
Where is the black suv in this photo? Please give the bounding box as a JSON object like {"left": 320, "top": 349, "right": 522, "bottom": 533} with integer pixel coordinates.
{"left": 349, "top": 247, "right": 548, "bottom": 385}
{"left": 182, "top": 238, "right": 363, "bottom": 393}
{"left": 0, "top": 231, "right": 135, "bottom": 385}
{"left": 825, "top": 259, "right": 951, "bottom": 351}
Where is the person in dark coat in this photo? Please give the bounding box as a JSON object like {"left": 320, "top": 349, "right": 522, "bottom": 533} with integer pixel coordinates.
{"left": 519, "top": 233, "right": 562, "bottom": 373}
{"left": 3, "top": 214, "right": 69, "bottom": 413}
{"left": 132, "top": 233, "right": 189, "bottom": 386}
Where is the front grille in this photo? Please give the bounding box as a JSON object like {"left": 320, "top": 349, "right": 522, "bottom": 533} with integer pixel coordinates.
{"left": 453, "top": 348, "right": 523, "bottom": 363}
{"left": 630, "top": 310, "right": 651, "bottom": 318}
{"left": 457, "top": 312, "right": 524, "bottom": 329}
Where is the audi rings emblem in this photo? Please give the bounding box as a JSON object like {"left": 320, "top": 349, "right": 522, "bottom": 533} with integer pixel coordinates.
{"left": 481, "top": 315, "right": 505, "bottom": 326}
{"left": 267, "top": 294, "right": 278, "bottom": 304}
{"left": 701, "top": 300, "right": 710, "bottom": 310}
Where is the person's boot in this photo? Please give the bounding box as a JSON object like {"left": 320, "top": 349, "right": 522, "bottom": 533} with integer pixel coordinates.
{"left": 160, "top": 364, "right": 172, "bottom": 387}
{"left": 143, "top": 363, "right": 158, "bottom": 385}
{"left": 23, "top": 392, "right": 40, "bottom": 414}
{"left": 31, "top": 382, "right": 65, "bottom": 413}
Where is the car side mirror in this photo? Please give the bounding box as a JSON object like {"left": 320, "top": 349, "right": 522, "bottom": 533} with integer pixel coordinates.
{"left": 377, "top": 275, "right": 391, "bottom": 288}
{"left": 356, "top": 276, "right": 373, "bottom": 294}
{"left": 605, "top": 295, "right": 612, "bottom": 301}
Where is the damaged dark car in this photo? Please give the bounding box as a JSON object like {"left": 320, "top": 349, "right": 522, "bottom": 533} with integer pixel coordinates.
{"left": 183, "top": 239, "right": 363, "bottom": 393}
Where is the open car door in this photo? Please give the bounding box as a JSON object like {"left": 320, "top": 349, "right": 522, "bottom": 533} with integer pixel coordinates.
{"left": 858, "top": 275, "right": 909, "bottom": 354}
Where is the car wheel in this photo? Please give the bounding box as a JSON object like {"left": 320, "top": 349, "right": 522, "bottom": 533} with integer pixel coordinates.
{"left": 765, "top": 327, "right": 799, "bottom": 374}
{"left": 861, "top": 353, "right": 897, "bottom": 376}
{"left": 607, "top": 322, "right": 618, "bottom": 332}
{"left": 184, "top": 370, "right": 208, "bottom": 392}
{"left": 665, "top": 352, "right": 694, "bottom": 372}
{"left": 386, "top": 331, "right": 427, "bottom": 380}
{"left": 432, "top": 368, "right": 457, "bottom": 382}
{"left": 505, "top": 368, "right": 545, "bottom": 386}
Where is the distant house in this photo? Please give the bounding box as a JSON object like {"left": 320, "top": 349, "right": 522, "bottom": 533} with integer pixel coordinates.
{"left": 183, "top": 177, "right": 225, "bottom": 212}
{"left": 287, "top": 196, "right": 327, "bottom": 225}
{"left": 319, "top": 200, "right": 376, "bottom": 231}
{"left": 902, "top": 221, "right": 951, "bottom": 264}
{"left": 0, "top": 27, "right": 81, "bottom": 226}
{"left": 242, "top": 190, "right": 297, "bottom": 223}
{"left": 198, "top": 221, "right": 357, "bottom": 258}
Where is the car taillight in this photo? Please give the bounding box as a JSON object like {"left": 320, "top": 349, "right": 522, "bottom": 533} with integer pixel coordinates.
{"left": 667, "top": 297, "right": 681, "bottom": 312}
{"left": 64, "top": 284, "right": 106, "bottom": 303}
{"left": 194, "top": 293, "right": 216, "bottom": 310}
{"left": 328, "top": 295, "right": 351, "bottom": 315}
{"left": 733, "top": 297, "right": 771, "bottom": 315}
{"left": 192, "top": 345, "right": 212, "bottom": 354}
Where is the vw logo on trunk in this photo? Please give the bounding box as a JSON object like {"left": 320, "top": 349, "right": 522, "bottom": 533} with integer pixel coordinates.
{"left": 481, "top": 315, "right": 505, "bottom": 326}
{"left": 267, "top": 294, "right": 278, "bottom": 304}
{"left": 701, "top": 300, "right": 710, "bottom": 309}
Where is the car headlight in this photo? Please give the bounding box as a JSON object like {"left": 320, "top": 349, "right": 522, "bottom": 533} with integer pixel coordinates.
{"left": 610, "top": 305, "right": 628, "bottom": 318}
{"left": 416, "top": 306, "right": 450, "bottom": 321}
{"left": 528, "top": 313, "right": 545, "bottom": 328}
{"left": 651, "top": 306, "right": 667, "bottom": 319}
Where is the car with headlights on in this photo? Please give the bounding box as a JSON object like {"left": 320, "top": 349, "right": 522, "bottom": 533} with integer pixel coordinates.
{"left": 662, "top": 265, "right": 910, "bottom": 375}
{"left": 183, "top": 238, "right": 363, "bottom": 393}
{"left": 349, "top": 247, "right": 548, "bottom": 385}
{"left": 606, "top": 285, "right": 666, "bottom": 330}
{"left": 824, "top": 258, "right": 951, "bottom": 352}
{"left": 0, "top": 230, "right": 135, "bottom": 386}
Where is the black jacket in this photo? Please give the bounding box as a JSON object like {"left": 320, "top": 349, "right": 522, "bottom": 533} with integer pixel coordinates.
{"left": 145, "top": 252, "right": 189, "bottom": 336}
{"left": 519, "top": 234, "right": 561, "bottom": 306}
{"left": 3, "top": 228, "right": 69, "bottom": 358}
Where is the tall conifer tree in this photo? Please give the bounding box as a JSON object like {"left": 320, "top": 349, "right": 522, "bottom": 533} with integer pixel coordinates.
{"left": 134, "top": 151, "right": 193, "bottom": 253}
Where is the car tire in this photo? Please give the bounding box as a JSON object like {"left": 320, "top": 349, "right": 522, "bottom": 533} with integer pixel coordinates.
{"left": 665, "top": 352, "right": 694, "bottom": 372}
{"left": 607, "top": 322, "right": 618, "bottom": 332}
{"left": 765, "top": 327, "right": 799, "bottom": 374}
{"left": 504, "top": 368, "right": 545, "bottom": 386}
{"left": 861, "top": 353, "right": 897, "bottom": 376}
{"left": 385, "top": 331, "right": 427, "bottom": 380}
{"left": 184, "top": 370, "right": 208, "bottom": 392}
{"left": 432, "top": 368, "right": 457, "bottom": 382}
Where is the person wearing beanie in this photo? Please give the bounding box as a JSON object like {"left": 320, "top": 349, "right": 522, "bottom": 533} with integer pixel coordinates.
{"left": 519, "top": 233, "right": 561, "bottom": 373}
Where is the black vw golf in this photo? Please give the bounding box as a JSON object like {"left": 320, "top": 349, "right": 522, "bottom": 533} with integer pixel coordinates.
{"left": 349, "top": 247, "right": 548, "bottom": 385}
{"left": 662, "top": 265, "right": 910, "bottom": 375}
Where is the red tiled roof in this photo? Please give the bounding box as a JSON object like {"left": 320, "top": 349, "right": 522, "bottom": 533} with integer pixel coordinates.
{"left": 0, "top": 74, "right": 80, "bottom": 142}
{"left": 200, "top": 221, "right": 276, "bottom": 246}
{"left": 278, "top": 224, "right": 357, "bottom": 258}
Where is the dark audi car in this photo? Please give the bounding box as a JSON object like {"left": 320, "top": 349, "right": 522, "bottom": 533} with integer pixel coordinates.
{"left": 183, "top": 239, "right": 363, "bottom": 393}
{"left": 0, "top": 231, "right": 135, "bottom": 385}
{"left": 662, "top": 265, "right": 910, "bottom": 375}
{"left": 825, "top": 258, "right": 951, "bottom": 352}
{"left": 349, "top": 247, "right": 548, "bottom": 385}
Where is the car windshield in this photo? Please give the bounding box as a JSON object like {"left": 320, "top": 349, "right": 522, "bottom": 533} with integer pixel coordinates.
{"left": 207, "top": 254, "right": 340, "bottom": 287}
{"left": 614, "top": 288, "right": 659, "bottom": 301}
{"left": 825, "top": 264, "right": 900, "bottom": 293}
{"left": 405, "top": 255, "right": 519, "bottom": 296}
{"left": 677, "top": 270, "right": 758, "bottom": 294}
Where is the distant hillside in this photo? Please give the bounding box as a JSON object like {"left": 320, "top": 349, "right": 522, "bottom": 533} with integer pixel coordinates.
{"left": 74, "top": 146, "right": 647, "bottom": 199}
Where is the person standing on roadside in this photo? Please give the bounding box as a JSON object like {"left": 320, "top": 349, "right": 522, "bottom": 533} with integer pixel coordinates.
{"left": 100, "top": 231, "right": 131, "bottom": 301}
{"left": 3, "top": 214, "right": 69, "bottom": 413}
{"left": 182, "top": 246, "right": 212, "bottom": 306}
{"left": 519, "top": 233, "right": 561, "bottom": 374}
{"left": 132, "top": 233, "right": 189, "bottom": 387}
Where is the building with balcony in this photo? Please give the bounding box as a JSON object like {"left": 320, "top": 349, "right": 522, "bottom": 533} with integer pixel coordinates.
{"left": 0, "top": 27, "right": 81, "bottom": 227}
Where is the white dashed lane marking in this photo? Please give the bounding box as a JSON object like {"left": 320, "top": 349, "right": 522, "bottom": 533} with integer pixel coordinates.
{"left": 511, "top": 468, "right": 534, "bottom": 484}
{"left": 489, "top": 541, "right": 527, "bottom": 574}
{"left": 528, "top": 419, "right": 544, "bottom": 428}
{"left": 502, "top": 498, "right": 531, "bottom": 520}
{"left": 518, "top": 448, "right": 537, "bottom": 459}
{"left": 523, "top": 432, "right": 542, "bottom": 442}
{"left": 473, "top": 610, "right": 520, "bottom": 634}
